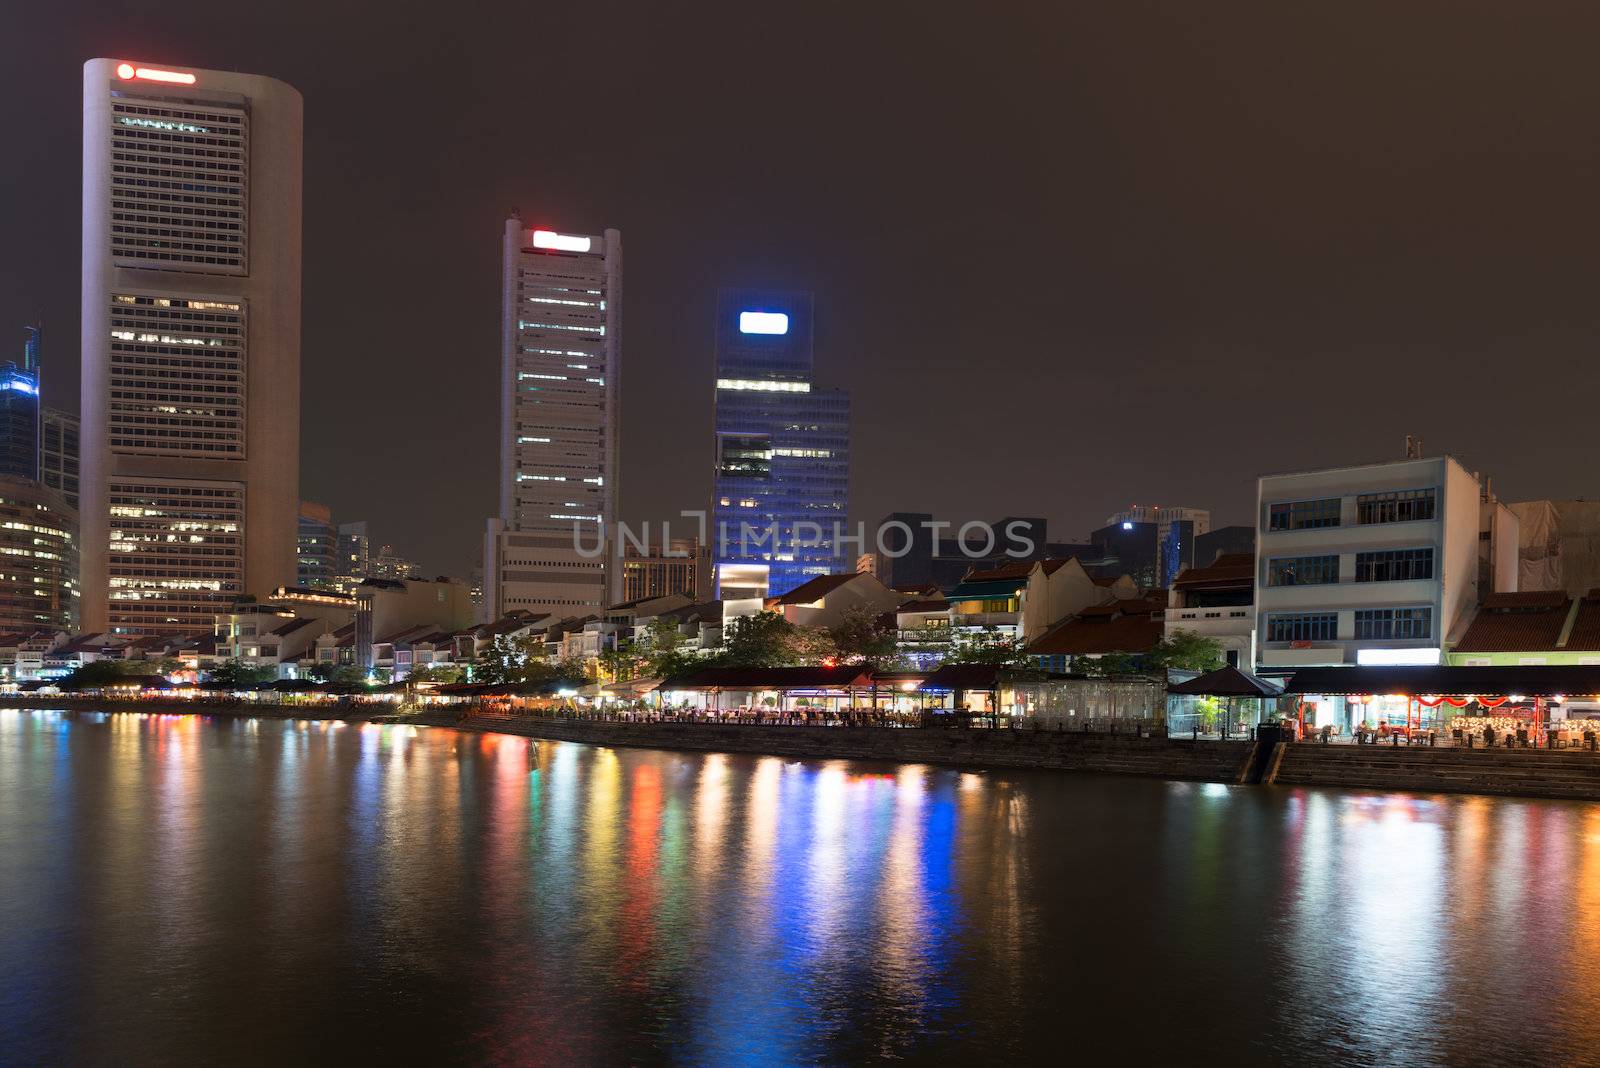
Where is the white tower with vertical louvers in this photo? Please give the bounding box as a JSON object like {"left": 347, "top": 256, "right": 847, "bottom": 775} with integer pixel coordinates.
{"left": 484, "top": 217, "right": 621, "bottom": 620}
{"left": 80, "top": 59, "right": 301, "bottom": 633}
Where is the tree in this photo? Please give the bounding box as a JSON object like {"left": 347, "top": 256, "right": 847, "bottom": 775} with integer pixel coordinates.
{"left": 943, "top": 631, "right": 1029, "bottom": 666}
{"left": 827, "top": 603, "right": 898, "bottom": 666}
{"left": 597, "top": 644, "right": 639, "bottom": 683}
{"left": 476, "top": 633, "right": 542, "bottom": 684}
{"left": 785, "top": 625, "right": 838, "bottom": 665}
{"left": 1077, "top": 630, "right": 1224, "bottom": 678}
{"left": 1151, "top": 629, "right": 1225, "bottom": 673}
{"left": 322, "top": 665, "right": 368, "bottom": 693}
{"left": 206, "top": 658, "right": 277, "bottom": 690}
{"left": 406, "top": 664, "right": 464, "bottom": 685}
{"left": 721, "top": 610, "right": 796, "bottom": 668}
{"left": 60, "top": 660, "right": 134, "bottom": 690}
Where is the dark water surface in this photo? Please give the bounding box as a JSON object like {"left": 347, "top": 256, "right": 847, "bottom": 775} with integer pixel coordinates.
{"left": 3, "top": 711, "right": 1599, "bottom": 1066}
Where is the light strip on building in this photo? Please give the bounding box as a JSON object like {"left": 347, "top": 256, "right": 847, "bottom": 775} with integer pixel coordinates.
{"left": 531, "top": 230, "right": 593, "bottom": 253}
{"left": 716, "top": 378, "right": 811, "bottom": 392}
{"left": 1356, "top": 648, "right": 1441, "bottom": 666}
{"left": 739, "top": 311, "right": 789, "bottom": 335}
{"left": 116, "top": 63, "right": 198, "bottom": 85}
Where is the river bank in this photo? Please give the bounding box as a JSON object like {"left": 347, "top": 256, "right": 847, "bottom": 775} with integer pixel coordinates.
{"left": 12, "top": 699, "right": 1600, "bottom": 800}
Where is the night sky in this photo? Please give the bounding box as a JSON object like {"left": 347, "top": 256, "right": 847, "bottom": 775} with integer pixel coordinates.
{"left": 6, "top": 3, "right": 1597, "bottom": 578}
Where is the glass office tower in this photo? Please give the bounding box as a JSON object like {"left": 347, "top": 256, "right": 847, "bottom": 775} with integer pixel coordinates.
{"left": 712, "top": 289, "right": 849, "bottom": 598}
{"left": 0, "top": 326, "right": 42, "bottom": 481}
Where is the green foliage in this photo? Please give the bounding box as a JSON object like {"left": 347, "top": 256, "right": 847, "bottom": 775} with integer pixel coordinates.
{"left": 1075, "top": 630, "right": 1224, "bottom": 678}
{"left": 827, "top": 603, "right": 899, "bottom": 666}
{"left": 206, "top": 658, "right": 278, "bottom": 690}
{"left": 60, "top": 660, "right": 135, "bottom": 690}
{"left": 1152, "top": 629, "right": 1225, "bottom": 673}
{"left": 321, "top": 665, "right": 368, "bottom": 693}
{"left": 597, "top": 645, "right": 638, "bottom": 683}
{"left": 721, "top": 610, "right": 796, "bottom": 668}
{"left": 475, "top": 633, "right": 542, "bottom": 684}
{"left": 405, "top": 664, "right": 464, "bottom": 685}
{"left": 943, "top": 631, "right": 1029, "bottom": 666}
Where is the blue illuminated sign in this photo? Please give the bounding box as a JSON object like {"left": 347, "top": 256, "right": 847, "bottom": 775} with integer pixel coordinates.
{"left": 738, "top": 311, "right": 789, "bottom": 335}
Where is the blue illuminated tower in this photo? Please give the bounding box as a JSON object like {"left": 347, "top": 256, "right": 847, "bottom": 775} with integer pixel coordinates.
{"left": 0, "top": 326, "right": 42, "bottom": 481}
{"left": 712, "top": 289, "right": 850, "bottom": 598}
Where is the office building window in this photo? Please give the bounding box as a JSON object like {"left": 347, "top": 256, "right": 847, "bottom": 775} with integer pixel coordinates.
{"left": 1355, "top": 547, "right": 1433, "bottom": 583}
{"left": 1266, "top": 612, "right": 1338, "bottom": 642}
{"left": 1267, "top": 498, "right": 1341, "bottom": 531}
{"left": 1357, "top": 488, "right": 1436, "bottom": 525}
{"left": 1266, "top": 554, "right": 1340, "bottom": 587}
{"left": 1354, "top": 607, "right": 1432, "bottom": 640}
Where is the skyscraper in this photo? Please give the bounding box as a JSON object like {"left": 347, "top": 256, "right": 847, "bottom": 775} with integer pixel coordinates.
{"left": 80, "top": 59, "right": 302, "bottom": 634}
{"left": 41, "top": 407, "right": 79, "bottom": 509}
{"left": 0, "top": 476, "right": 78, "bottom": 631}
{"left": 485, "top": 216, "right": 620, "bottom": 618}
{"left": 296, "top": 501, "right": 336, "bottom": 589}
{"left": 712, "top": 289, "right": 849, "bottom": 598}
{"left": 0, "top": 326, "right": 42, "bottom": 482}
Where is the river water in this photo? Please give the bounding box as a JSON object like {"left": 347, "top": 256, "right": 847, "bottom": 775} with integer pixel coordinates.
{"left": 2, "top": 710, "right": 1598, "bottom": 1066}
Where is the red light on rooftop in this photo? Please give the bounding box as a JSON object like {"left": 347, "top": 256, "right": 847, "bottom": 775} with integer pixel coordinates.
{"left": 116, "top": 63, "right": 197, "bottom": 85}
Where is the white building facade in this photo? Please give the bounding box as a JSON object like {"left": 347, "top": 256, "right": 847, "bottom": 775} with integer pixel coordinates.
{"left": 80, "top": 59, "right": 302, "bottom": 633}
{"left": 485, "top": 217, "right": 621, "bottom": 619}
{"left": 1255, "top": 456, "right": 1490, "bottom": 673}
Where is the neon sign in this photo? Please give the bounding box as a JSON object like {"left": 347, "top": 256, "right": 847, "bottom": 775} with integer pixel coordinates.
{"left": 531, "top": 230, "right": 592, "bottom": 253}
{"left": 738, "top": 311, "right": 789, "bottom": 335}
{"left": 115, "top": 63, "right": 197, "bottom": 85}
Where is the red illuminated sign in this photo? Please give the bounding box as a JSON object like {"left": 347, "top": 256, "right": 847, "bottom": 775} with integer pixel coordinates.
{"left": 115, "top": 63, "right": 197, "bottom": 85}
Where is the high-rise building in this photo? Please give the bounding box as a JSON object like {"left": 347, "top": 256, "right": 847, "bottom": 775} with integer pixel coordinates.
{"left": 0, "top": 475, "right": 78, "bottom": 631}
{"left": 369, "top": 543, "right": 421, "bottom": 581}
{"left": 0, "top": 326, "right": 42, "bottom": 482}
{"left": 1107, "top": 505, "right": 1212, "bottom": 586}
{"left": 41, "top": 407, "right": 80, "bottom": 509}
{"left": 80, "top": 59, "right": 302, "bottom": 634}
{"left": 621, "top": 537, "right": 711, "bottom": 602}
{"left": 335, "top": 521, "right": 370, "bottom": 591}
{"left": 296, "top": 501, "right": 336, "bottom": 589}
{"left": 485, "top": 216, "right": 621, "bottom": 618}
{"left": 712, "top": 289, "right": 849, "bottom": 598}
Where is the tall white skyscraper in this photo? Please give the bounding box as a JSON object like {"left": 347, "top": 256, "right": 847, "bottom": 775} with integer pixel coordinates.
{"left": 80, "top": 59, "right": 302, "bottom": 634}
{"left": 484, "top": 215, "right": 621, "bottom": 620}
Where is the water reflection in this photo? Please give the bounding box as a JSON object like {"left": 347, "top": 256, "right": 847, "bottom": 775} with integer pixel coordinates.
{"left": 4, "top": 712, "right": 1600, "bottom": 1063}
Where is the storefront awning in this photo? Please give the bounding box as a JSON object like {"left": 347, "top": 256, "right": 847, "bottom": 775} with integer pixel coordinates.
{"left": 1284, "top": 665, "right": 1600, "bottom": 698}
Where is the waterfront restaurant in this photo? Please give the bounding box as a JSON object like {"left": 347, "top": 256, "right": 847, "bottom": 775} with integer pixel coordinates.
{"left": 1283, "top": 665, "right": 1600, "bottom": 744}
{"left": 653, "top": 665, "right": 893, "bottom": 717}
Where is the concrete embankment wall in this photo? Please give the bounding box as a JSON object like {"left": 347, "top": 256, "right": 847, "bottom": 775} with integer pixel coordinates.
{"left": 1273, "top": 743, "right": 1600, "bottom": 801}
{"left": 436, "top": 714, "right": 1256, "bottom": 781}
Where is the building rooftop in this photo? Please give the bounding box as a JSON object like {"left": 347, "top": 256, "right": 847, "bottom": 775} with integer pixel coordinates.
{"left": 1172, "top": 553, "right": 1255, "bottom": 590}
{"left": 770, "top": 573, "right": 860, "bottom": 606}
{"left": 1453, "top": 591, "right": 1599, "bottom": 653}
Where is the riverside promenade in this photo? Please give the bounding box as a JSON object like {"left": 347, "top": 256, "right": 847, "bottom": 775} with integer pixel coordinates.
{"left": 11, "top": 698, "right": 1600, "bottom": 801}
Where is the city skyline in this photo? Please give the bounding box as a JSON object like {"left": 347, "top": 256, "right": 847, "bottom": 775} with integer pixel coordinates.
{"left": 5, "top": 6, "right": 1599, "bottom": 583}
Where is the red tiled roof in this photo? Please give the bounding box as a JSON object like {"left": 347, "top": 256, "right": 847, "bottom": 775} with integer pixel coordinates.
{"left": 1173, "top": 553, "right": 1254, "bottom": 590}
{"left": 1566, "top": 597, "right": 1600, "bottom": 652}
{"left": 1481, "top": 591, "right": 1567, "bottom": 610}
{"left": 1026, "top": 614, "right": 1165, "bottom": 657}
{"left": 1453, "top": 596, "right": 1571, "bottom": 653}
{"left": 896, "top": 598, "right": 948, "bottom": 614}
{"left": 961, "top": 560, "right": 1035, "bottom": 582}
{"left": 771, "top": 573, "right": 860, "bottom": 605}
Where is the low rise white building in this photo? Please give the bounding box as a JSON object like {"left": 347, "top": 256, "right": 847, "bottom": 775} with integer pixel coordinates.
{"left": 1254, "top": 454, "right": 1512, "bottom": 673}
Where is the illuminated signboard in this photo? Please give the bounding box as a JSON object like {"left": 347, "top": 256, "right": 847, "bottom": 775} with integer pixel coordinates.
{"left": 531, "top": 230, "right": 592, "bottom": 253}
{"left": 115, "top": 63, "right": 197, "bottom": 85}
{"left": 738, "top": 311, "right": 789, "bottom": 335}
